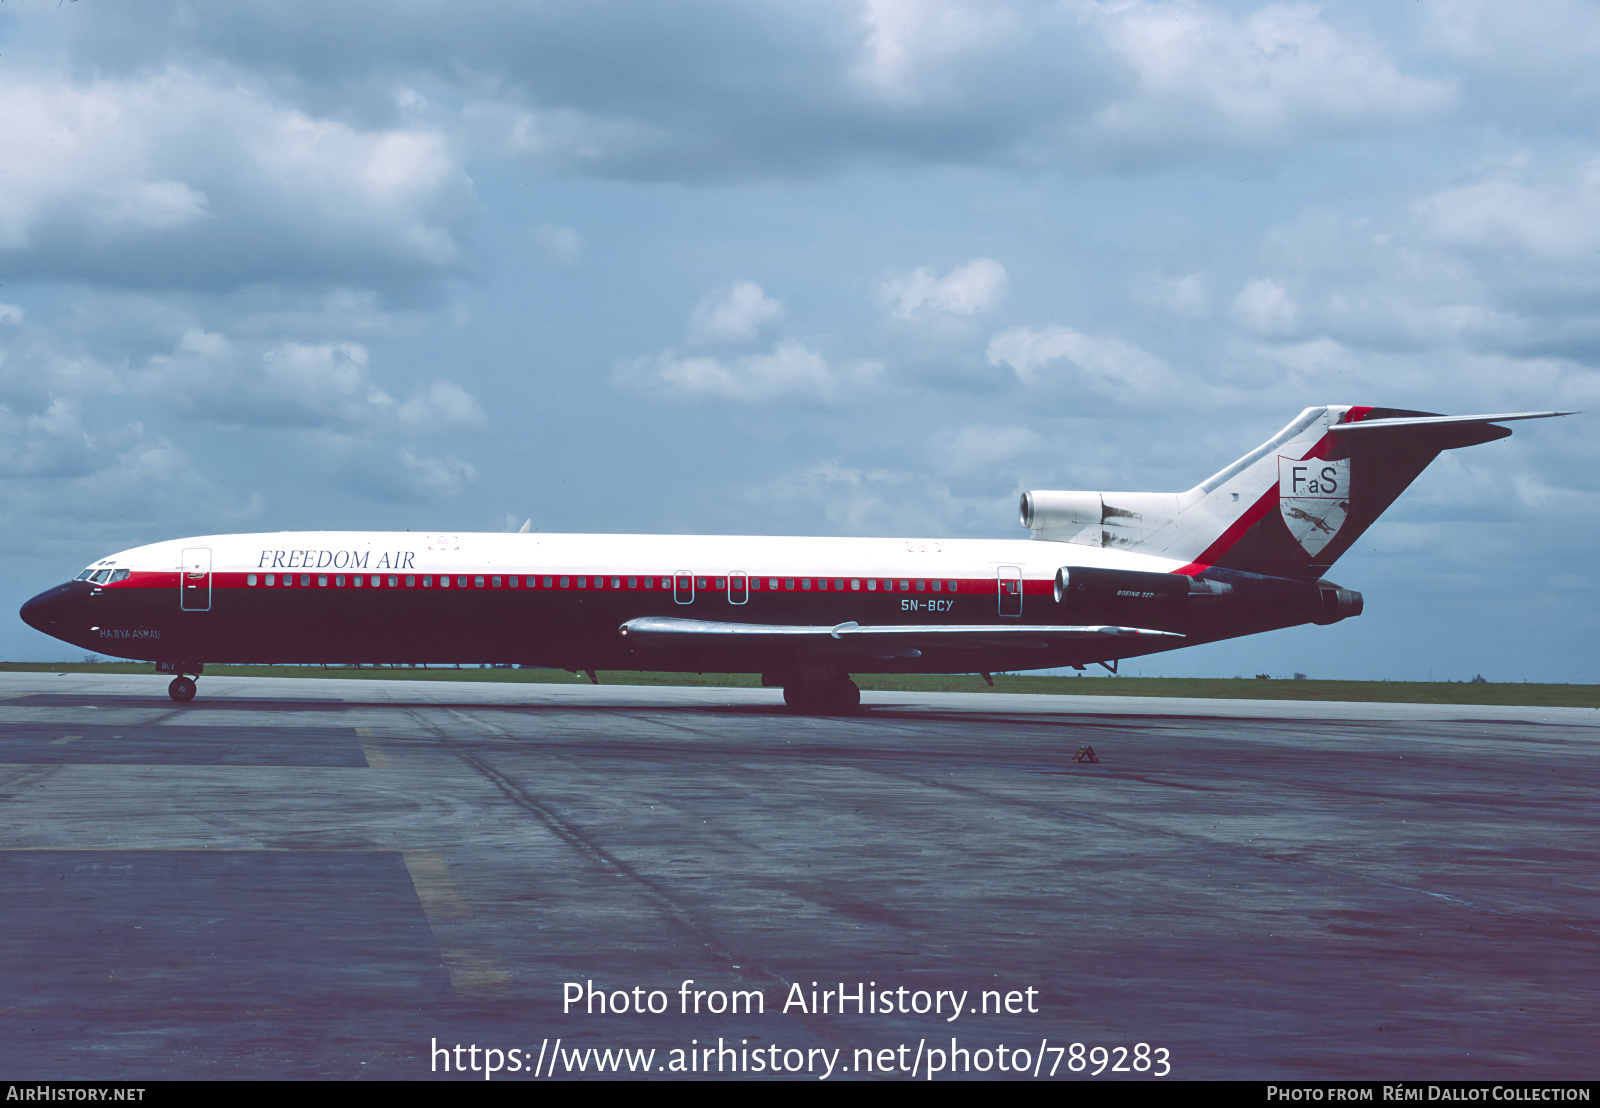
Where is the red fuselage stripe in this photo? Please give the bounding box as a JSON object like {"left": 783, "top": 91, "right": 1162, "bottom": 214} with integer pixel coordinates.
{"left": 99, "top": 572, "right": 1058, "bottom": 594}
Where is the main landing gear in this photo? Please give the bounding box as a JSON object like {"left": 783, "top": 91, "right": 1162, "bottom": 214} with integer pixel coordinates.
{"left": 778, "top": 666, "right": 862, "bottom": 715}
{"left": 168, "top": 676, "right": 197, "bottom": 703}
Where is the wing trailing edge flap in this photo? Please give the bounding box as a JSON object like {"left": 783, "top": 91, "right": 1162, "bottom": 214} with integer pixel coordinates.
{"left": 619, "top": 617, "right": 1182, "bottom": 656}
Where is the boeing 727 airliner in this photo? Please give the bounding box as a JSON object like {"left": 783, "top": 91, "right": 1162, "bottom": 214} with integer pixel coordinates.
{"left": 19, "top": 406, "right": 1569, "bottom": 710}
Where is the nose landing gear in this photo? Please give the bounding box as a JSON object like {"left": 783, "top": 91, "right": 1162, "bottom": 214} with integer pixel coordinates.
{"left": 156, "top": 662, "right": 205, "bottom": 703}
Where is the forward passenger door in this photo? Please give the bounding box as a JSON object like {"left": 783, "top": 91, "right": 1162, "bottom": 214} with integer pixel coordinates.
{"left": 180, "top": 547, "right": 212, "bottom": 611}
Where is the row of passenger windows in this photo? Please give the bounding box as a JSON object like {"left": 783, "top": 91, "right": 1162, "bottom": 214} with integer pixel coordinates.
{"left": 243, "top": 573, "right": 962, "bottom": 592}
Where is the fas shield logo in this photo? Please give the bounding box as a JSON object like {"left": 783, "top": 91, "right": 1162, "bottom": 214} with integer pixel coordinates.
{"left": 1278, "top": 456, "right": 1350, "bottom": 558}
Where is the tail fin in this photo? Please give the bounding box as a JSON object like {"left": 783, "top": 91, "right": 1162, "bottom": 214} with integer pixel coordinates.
{"left": 1020, "top": 406, "right": 1572, "bottom": 577}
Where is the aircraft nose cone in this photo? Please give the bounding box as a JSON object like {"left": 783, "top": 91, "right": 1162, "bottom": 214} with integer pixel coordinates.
{"left": 20, "top": 582, "right": 78, "bottom": 634}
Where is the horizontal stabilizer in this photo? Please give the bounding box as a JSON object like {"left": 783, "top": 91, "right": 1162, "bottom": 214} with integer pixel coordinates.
{"left": 1328, "top": 410, "right": 1575, "bottom": 434}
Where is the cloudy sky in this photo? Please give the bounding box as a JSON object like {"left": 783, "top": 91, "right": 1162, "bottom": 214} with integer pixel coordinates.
{"left": 2, "top": 1, "right": 1595, "bottom": 681}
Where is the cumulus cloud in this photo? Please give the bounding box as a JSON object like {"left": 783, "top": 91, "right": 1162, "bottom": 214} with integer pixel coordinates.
{"left": 0, "top": 407, "right": 260, "bottom": 542}
{"left": 534, "top": 223, "right": 583, "bottom": 266}
{"left": 1078, "top": 1, "right": 1454, "bottom": 158}
{"left": 1232, "top": 278, "right": 1300, "bottom": 335}
{"left": 479, "top": 101, "right": 672, "bottom": 173}
{"left": 618, "top": 339, "right": 882, "bottom": 405}
{"left": 617, "top": 280, "right": 878, "bottom": 402}
{"left": 0, "top": 336, "right": 123, "bottom": 411}
{"left": 1415, "top": 158, "right": 1600, "bottom": 262}
{"left": 986, "top": 324, "right": 1184, "bottom": 400}
{"left": 0, "top": 400, "right": 99, "bottom": 479}
{"left": 743, "top": 460, "right": 1008, "bottom": 537}
{"left": 929, "top": 424, "right": 1047, "bottom": 480}
{"left": 142, "top": 332, "right": 488, "bottom": 434}
{"left": 1215, "top": 163, "right": 1600, "bottom": 370}
{"left": 12, "top": 1, "right": 1454, "bottom": 181}
{"left": 1420, "top": 0, "right": 1600, "bottom": 108}
{"left": 39, "top": 1, "right": 1058, "bottom": 176}
{"left": 387, "top": 447, "right": 478, "bottom": 501}
{"left": 0, "top": 317, "right": 490, "bottom": 521}
{"left": 303, "top": 435, "right": 479, "bottom": 504}
{"left": 1135, "top": 272, "right": 1209, "bottom": 321}
{"left": 881, "top": 258, "right": 1007, "bottom": 321}
{"left": 0, "top": 68, "right": 474, "bottom": 288}
{"left": 397, "top": 381, "right": 485, "bottom": 433}
{"left": 688, "top": 281, "right": 786, "bottom": 345}
{"left": 854, "top": 0, "right": 1026, "bottom": 103}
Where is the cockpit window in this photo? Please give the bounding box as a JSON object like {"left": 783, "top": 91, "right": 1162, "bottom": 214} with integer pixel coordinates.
{"left": 109, "top": 569, "right": 131, "bottom": 583}
{"left": 90, "top": 570, "right": 113, "bottom": 583}
{"left": 75, "top": 569, "right": 96, "bottom": 581}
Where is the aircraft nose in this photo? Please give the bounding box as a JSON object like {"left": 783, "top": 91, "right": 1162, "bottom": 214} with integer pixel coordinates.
{"left": 20, "top": 582, "right": 80, "bottom": 634}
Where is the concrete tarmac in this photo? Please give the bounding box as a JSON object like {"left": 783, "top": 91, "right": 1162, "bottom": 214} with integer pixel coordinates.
{"left": 0, "top": 671, "right": 1595, "bottom": 1080}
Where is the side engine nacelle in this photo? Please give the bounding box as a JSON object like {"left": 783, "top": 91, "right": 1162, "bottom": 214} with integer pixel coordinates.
{"left": 1050, "top": 566, "right": 1197, "bottom": 621}
{"left": 1050, "top": 565, "right": 1362, "bottom": 627}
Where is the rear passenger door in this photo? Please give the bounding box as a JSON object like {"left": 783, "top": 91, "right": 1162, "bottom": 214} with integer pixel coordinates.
{"left": 997, "top": 565, "right": 1022, "bottom": 617}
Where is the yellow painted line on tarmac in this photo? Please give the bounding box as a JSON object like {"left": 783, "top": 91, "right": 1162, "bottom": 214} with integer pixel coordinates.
{"left": 402, "top": 849, "right": 512, "bottom": 996}
{"left": 355, "top": 726, "right": 392, "bottom": 769}
{"left": 402, "top": 849, "right": 471, "bottom": 919}
{"left": 2, "top": 845, "right": 509, "bottom": 992}
{"left": 438, "top": 949, "right": 513, "bottom": 993}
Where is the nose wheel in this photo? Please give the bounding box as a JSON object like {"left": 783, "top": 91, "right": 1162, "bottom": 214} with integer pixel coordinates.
{"left": 168, "top": 676, "right": 197, "bottom": 703}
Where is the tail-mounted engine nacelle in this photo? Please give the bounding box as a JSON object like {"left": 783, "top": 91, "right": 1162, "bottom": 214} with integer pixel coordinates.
{"left": 1053, "top": 566, "right": 1234, "bottom": 607}
{"left": 1052, "top": 565, "right": 1359, "bottom": 627}
{"left": 1053, "top": 566, "right": 1197, "bottom": 618}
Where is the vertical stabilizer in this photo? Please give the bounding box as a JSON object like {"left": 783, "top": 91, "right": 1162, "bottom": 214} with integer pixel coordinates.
{"left": 1020, "top": 406, "right": 1568, "bottom": 577}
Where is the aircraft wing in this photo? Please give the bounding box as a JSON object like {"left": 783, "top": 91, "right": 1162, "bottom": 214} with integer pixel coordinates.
{"left": 619, "top": 616, "right": 1182, "bottom": 656}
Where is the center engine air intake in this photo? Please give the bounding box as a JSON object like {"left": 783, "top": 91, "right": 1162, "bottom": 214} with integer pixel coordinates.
{"left": 1021, "top": 489, "right": 1186, "bottom": 549}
